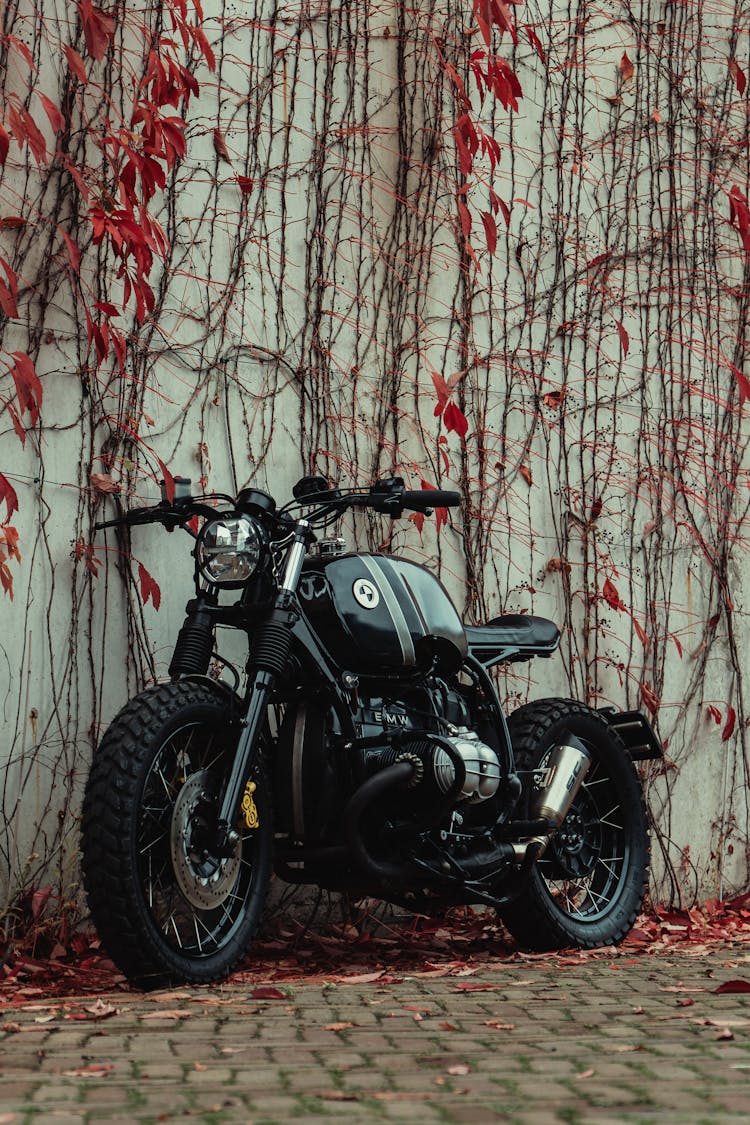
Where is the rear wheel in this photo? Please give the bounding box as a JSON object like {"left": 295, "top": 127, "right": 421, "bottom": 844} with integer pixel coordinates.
{"left": 500, "top": 699, "right": 649, "bottom": 950}
{"left": 82, "top": 681, "right": 273, "bottom": 987}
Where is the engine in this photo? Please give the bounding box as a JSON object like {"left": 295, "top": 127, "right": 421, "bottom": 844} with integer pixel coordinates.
{"left": 274, "top": 678, "right": 503, "bottom": 845}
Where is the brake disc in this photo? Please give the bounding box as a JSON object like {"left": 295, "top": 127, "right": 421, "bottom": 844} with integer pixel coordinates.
{"left": 170, "top": 770, "right": 241, "bottom": 909}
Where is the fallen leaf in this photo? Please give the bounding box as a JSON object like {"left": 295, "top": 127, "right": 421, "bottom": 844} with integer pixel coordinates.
{"left": 250, "top": 986, "right": 288, "bottom": 1000}
{"left": 85, "top": 999, "right": 118, "bottom": 1019}
{"left": 576, "top": 1069, "right": 595, "bottom": 1079}
{"left": 439, "top": 1022, "right": 459, "bottom": 1031}
{"left": 484, "top": 1020, "right": 515, "bottom": 1030}
{"left": 61, "top": 1063, "right": 114, "bottom": 1078}
{"left": 193, "top": 1061, "right": 207, "bottom": 1071}
{"left": 324, "top": 1022, "right": 357, "bottom": 1031}
{"left": 716, "top": 1027, "right": 735, "bottom": 1041}
{"left": 140, "top": 1009, "right": 191, "bottom": 1021}
{"left": 447, "top": 1063, "right": 470, "bottom": 1075}
{"left": 713, "top": 979, "right": 750, "bottom": 994}
{"left": 453, "top": 982, "right": 499, "bottom": 992}
{"left": 335, "top": 971, "right": 384, "bottom": 985}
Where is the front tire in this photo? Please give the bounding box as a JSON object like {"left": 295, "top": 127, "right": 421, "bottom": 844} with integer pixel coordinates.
{"left": 81, "top": 681, "right": 273, "bottom": 987}
{"left": 500, "top": 699, "right": 649, "bottom": 951}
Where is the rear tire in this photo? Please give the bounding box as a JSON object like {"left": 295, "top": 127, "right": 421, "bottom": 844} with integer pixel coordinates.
{"left": 81, "top": 681, "right": 273, "bottom": 987}
{"left": 500, "top": 699, "right": 649, "bottom": 951}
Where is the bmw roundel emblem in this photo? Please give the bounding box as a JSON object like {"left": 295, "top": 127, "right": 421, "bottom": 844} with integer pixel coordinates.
{"left": 353, "top": 578, "right": 380, "bottom": 609}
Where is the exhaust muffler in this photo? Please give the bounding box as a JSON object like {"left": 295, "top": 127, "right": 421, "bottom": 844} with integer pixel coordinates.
{"left": 512, "top": 734, "right": 590, "bottom": 862}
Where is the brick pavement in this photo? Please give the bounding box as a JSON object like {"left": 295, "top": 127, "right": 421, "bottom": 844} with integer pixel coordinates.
{"left": 1, "top": 944, "right": 750, "bottom": 1123}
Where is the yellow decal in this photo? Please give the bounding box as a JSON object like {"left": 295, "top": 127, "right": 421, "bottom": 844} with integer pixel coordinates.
{"left": 241, "top": 780, "right": 259, "bottom": 830}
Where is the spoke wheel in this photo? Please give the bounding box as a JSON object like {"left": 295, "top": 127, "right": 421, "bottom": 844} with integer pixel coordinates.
{"left": 499, "top": 699, "right": 649, "bottom": 951}
{"left": 82, "top": 681, "right": 273, "bottom": 987}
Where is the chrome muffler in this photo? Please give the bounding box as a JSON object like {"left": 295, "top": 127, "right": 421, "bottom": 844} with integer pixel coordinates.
{"left": 512, "top": 734, "right": 591, "bottom": 862}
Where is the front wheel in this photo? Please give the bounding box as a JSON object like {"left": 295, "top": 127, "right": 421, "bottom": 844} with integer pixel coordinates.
{"left": 499, "top": 699, "right": 649, "bottom": 951}
{"left": 81, "top": 681, "right": 273, "bottom": 987}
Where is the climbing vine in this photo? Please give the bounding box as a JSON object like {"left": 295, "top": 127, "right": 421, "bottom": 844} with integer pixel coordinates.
{"left": 1, "top": 0, "right": 749, "bottom": 937}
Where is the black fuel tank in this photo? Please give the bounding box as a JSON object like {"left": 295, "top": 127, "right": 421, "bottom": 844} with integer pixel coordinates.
{"left": 299, "top": 554, "right": 468, "bottom": 673}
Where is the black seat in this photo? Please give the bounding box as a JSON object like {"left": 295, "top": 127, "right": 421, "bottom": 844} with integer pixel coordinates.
{"left": 465, "top": 614, "right": 560, "bottom": 665}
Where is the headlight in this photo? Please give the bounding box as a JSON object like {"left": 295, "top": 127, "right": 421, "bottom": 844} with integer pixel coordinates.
{"left": 196, "top": 517, "right": 265, "bottom": 586}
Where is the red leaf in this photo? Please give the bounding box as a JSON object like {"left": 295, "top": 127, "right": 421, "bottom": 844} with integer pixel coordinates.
{"left": 420, "top": 480, "right": 449, "bottom": 531}
{"left": 38, "top": 93, "right": 65, "bottom": 135}
{"left": 729, "top": 58, "right": 747, "bottom": 97}
{"left": 0, "top": 277, "right": 18, "bottom": 318}
{"left": 707, "top": 705, "right": 722, "bottom": 725}
{"left": 19, "top": 107, "right": 47, "bottom": 164}
{"left": 728, "top": 362, "right": 750, "bottom": 407}
{"left": 524, "top": 24, "right": 546, "bottom": 63}
{"left": 8, "top": 351, "right": 43, "bottom": 424}
{"left": 189, "top": 25, "right": 216, "bottom": 72}
{"left": 63, "top": 44, "right": 88, "bottom": 83}
{"left": 0, "top": 215, "right": 27, "bottom": 231}
{"left": 158, "top": 460, "right": 175, "bottom": 503}
{"left": 60, "top": 229, "right": 81, "bottom": 275}
{"left": 137, "top": 562, "right": 161, "bottom": 610}
{"left": 250, "top": 986, "right": 287, "bottom": 1000}
{"left": 236, "top": 175, "right": 254, "bottom": 194}
{"left": 79, "top": 0, "right": 116, "bottom": 62}
{"left": 713, "top": 979, "right": 750, "bottom": 994}
{"left": 614, "top": 318, "right": 629, "bottom": 357}
{"left": 722, "top": 706, "right": 736, "bottom": 743}
{"left": 481, "top": 211, "right": 497, "bottom": 255}
{"left": 729, "top": 186, "right": 750, "bottom": 253}
{"left": 632, "top": 616, "right": 649, "bottom": 649}
{"left": 519, "top": 464, "right": 533, "bottom": 486}
{"left": 213, "top": 128, "right": 231, "bottom": 163}
{"left": 443, "top": 401, "right": 469, "bottom": 438}
{"left": 640, "top": 681, "right": 660, "bottom": 716}
{"left": 409, "top": 511, "right": 425, "bottom": 534}
{"left": 620, "top": 52, "right": 634, "bottom": 82}
{"left": 457, "top": 200, "right": 472, "bottom": 239}
{"left": 0, "top": 473, "right": 19, "bottom": 521}
{"left": 0, "top": 124, "right": 9, "bottom": 166}
{"left": 431, "top": 368, "right": 451, "bottom": 414}
{"left": 602, "top": 577, "right": 625, "bottom": 611}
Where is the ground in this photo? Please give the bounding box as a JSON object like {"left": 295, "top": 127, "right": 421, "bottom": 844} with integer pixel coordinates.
{"left": 1, "top": 902, "right": 750, "bottom": 1122}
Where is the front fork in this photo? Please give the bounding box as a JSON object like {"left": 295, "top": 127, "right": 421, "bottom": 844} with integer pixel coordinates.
{"left": 213, "top": 520, "right": 310, "bottom": 852}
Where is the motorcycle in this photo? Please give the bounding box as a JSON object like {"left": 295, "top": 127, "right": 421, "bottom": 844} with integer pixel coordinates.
{"left": 82, "top": 474, "right": 661, "bottom": 987}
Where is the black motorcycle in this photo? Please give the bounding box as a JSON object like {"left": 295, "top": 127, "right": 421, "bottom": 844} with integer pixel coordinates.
{"left": 82, "top": 475, "right": 661, "bottom": 986}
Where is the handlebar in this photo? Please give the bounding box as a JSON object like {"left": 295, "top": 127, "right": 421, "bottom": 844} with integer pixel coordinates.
{"left": 94, "top": 480, "right": 461, "bottom": 533}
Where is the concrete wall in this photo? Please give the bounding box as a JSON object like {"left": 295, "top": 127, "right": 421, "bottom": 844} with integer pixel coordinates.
{"left": 1, "top": 0, "right": 749, "bottom": 915}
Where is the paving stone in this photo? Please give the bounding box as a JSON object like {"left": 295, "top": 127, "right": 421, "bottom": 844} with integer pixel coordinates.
{"left": 4, "top": 944, "right": 750, "bottom": 1122}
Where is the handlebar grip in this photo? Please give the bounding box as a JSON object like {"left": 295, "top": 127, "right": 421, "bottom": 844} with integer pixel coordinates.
{"left": 400, "top": 490, "right": 461, "bottom": 511}
{"left": 94, "top": 505, "right": 175, "bottom": 531}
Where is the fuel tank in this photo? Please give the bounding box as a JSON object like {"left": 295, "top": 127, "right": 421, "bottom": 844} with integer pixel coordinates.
{"left": 298, "top": 554, "right": 468, "bottom": 673}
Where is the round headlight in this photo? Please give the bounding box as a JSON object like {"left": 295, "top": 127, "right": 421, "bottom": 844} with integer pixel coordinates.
{"left": 196, "top": 517, "right": 264, "bottom": 586}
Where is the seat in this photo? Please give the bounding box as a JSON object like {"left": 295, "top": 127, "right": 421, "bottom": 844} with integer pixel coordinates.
{"left": 465, "top": 614, "right": 560, "bottom": 665}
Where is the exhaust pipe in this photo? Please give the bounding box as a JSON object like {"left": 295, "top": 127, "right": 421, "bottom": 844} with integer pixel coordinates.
{"left": 513, "top": 734, "right": 590, "bottom": 862}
